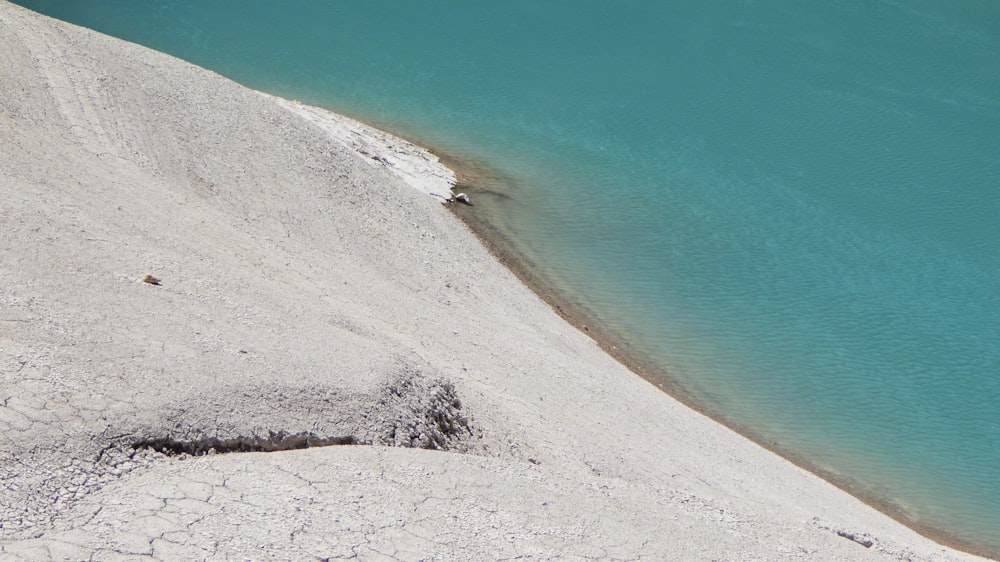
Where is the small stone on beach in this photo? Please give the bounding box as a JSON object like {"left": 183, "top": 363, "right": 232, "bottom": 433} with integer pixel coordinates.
{"left": 449, "top": 192, "right": 472, "bottom": 206}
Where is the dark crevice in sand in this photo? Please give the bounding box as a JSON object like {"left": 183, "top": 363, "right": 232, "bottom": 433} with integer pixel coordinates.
{"left": 130, "top": 378, "right": 476, "bottom": 457}
{"left": 132, "top": 432, "right": 359, "bottom": 456}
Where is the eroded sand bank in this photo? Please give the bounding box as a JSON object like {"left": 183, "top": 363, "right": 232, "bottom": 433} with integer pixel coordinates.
{"left": 0, "top": 3, "right": 990, "bottom": 560}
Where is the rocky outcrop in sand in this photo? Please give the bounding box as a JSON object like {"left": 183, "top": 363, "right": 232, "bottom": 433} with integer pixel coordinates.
{"left": 0, "top": 3, "right": 989, "bottom": 560}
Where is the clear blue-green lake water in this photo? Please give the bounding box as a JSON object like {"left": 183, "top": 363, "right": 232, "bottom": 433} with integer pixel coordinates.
{"left": 14, "top": 1, "right": 1000, "bottom": 555}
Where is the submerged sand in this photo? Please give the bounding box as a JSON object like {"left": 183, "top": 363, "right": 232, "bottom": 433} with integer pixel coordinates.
{"left": 0, "top": 2, "right": 991, "bottom": 560}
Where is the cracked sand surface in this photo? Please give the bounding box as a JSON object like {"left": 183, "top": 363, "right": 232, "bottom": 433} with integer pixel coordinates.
{"left": 0, "top": 3, "right": 990, "bottom": 560}
{"left": 0, "top": 447, "right": 948, "bottom": 561}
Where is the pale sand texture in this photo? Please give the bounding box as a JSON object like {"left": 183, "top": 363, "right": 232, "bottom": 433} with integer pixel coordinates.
{"left": 0, "top": 3, "right": 990, "bottom": 561}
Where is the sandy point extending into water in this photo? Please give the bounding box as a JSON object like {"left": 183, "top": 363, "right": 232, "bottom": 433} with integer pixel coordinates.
{"left": 0, "top": 2, "right": 994, "bottom": 560}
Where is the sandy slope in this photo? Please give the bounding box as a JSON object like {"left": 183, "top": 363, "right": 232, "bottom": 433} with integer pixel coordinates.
{"left": 0, "top": 3, "right": 989, "bottom": 561}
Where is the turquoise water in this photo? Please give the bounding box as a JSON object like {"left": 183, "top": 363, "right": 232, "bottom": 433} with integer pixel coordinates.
{"left": 15, "top": 1, "right": 1000, "bottom": 555}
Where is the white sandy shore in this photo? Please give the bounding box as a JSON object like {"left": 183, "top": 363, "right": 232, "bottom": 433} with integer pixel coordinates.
{"left": 0, "top": 3, "right": 991, "bottom": 561}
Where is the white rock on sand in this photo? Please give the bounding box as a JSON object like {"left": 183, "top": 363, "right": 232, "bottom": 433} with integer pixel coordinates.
{"left": 0, "top": 3, "right": 989, "bottom": 561}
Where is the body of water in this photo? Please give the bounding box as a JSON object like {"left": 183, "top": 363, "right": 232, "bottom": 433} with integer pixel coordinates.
{"left": 15, "top": 0, "right": 1000, "bottom": 555}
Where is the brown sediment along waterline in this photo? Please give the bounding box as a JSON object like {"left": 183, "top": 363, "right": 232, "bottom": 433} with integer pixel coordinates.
{"left": 428, "top": 145, "right": 996, "bottom": 560}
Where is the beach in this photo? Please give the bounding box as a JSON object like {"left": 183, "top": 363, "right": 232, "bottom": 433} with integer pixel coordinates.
{"left": 0, "top": 3, "right": 992, "bottom": 560}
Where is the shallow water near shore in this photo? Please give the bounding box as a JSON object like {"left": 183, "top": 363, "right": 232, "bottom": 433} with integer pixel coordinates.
{"left": 14, "top": 0, "right": 1000, "bottom": 555}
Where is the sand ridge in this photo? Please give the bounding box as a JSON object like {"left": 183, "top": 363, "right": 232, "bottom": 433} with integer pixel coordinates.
{"left": 0, "top": 2, "right": 991, "bottom": 560}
